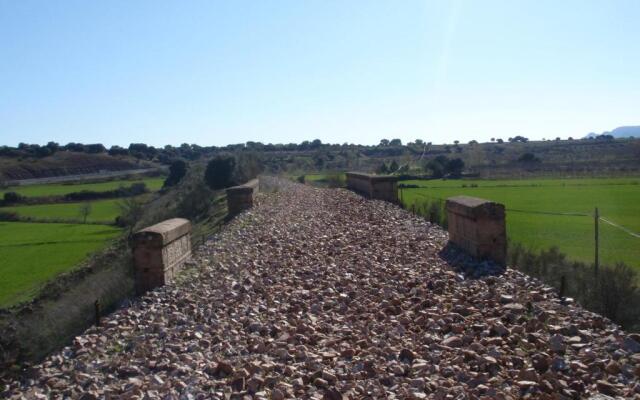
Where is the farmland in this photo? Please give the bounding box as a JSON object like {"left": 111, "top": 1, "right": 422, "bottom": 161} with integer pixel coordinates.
{"left": 400, "top": 177, "right": 640, "bottom": 268}
{"left": 0, "top": 176, "right": 164, "bottom": 307}
{"left": 3, "top": 197, "right": 149, "bottom": 224}
{"left": 0, "top": 222, "right": 121, "bottom": 306}
{"left": 304, "top": 173, "right": 346, "bottom": 187}
{"left": 0, "top": 177, "right": 164, "bottom": 198}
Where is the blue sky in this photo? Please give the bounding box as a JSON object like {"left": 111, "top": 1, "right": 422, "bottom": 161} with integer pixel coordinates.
{"left": 1, "top": 0, "right": 639, "bottom": 147}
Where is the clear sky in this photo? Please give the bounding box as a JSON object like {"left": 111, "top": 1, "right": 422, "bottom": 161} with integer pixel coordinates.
{"left": 1, "top": 0, "right": 639, "bottom": 147}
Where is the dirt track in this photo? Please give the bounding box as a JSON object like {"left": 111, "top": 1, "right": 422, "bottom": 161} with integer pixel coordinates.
{"left": 3, "top": 179, "right": 639, "bottom": 399}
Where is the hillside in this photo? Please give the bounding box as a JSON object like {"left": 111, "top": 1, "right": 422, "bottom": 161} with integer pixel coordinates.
{"left": 447, "top": 138, "right": 640, "bottom": 178}
{"left": 586, "top": 126, "right": 640, "bottom": 139}
{"left": 300, "top": 138, "right": 640, "bottom": 178}
{"left": 2, "top": 137, "right": 639, "bottom": 182}
{"left": 3, "top": 179, "right": 638, "bottom": 398}
{"left": 0, "top": 151, "right": 157, "bottom": 181}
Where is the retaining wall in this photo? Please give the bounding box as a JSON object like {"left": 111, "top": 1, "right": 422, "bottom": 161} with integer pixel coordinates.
{"left": 446, "top": 195, "right": 506, "bottom": 265}
{"left": 345, "top": 172, "right": 398, "bottom": 203}
{"left": 132, "top": 218, "right": 192, "bottom": 294}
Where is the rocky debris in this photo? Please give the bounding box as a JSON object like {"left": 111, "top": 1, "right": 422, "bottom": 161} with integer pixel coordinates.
{"left": 2, "top": 177, "right": 638, "bottom": 398}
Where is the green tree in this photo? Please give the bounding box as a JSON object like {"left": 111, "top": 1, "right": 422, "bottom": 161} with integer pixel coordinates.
{"left": 116, "top": 197, "right": 144, "bottom": 236}
{"left": 446, "top": 158, "right": 465, "bottom": 178}
{"left": 517, "top": 153, "right": 541, "bottom": 163}
{"left": 425, "top": 155, "right": 448, "bottom": 178}
{"left": 78, "top": 202, "right": 92, "bottom": 224}
{"left": 163, "top": 160, "right": 188, "bottom": 187}
{"left": 204, "top": 155, "right": 236, "bottom": 190}
{"left": 388, "top": 160, "right": 399, "bottom": 172}
{"left": 376, "top": 162, "right": 389, "bottom": 174}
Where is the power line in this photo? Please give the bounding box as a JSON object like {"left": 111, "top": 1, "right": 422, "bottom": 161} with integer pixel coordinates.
{"left": 599, "top": 217, "right": 640, "bottom": 239}
{"left": 505, "top": 208, "right": 589, "bottom": 217}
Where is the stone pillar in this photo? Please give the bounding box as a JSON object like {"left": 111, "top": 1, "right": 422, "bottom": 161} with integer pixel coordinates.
{"left": 226, "top": 178, "right": 259, "bottom": 216}
{"left": 346, "top": 172, "right": 398, "bottom": 203}
{"left": 446, "top": 196, "right": 506, "bottom": 265}
{"left": 132, "top": 218, "right": 192, "bottom": 294}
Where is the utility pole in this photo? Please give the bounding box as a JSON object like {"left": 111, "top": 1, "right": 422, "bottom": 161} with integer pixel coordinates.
{"left": 594, "top": 207, "right": 599, "bottom": 276}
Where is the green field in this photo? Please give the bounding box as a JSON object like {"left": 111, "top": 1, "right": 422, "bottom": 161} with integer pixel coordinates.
{"left": 400, "top": 177, "right": 640, "bottom": 268}
{"left": 2, "top": 197, "right": 145, "bottom": 224}
{"left": 0, "top": 176, "right": 160, "bottom": 306}
{"left": 0, "top": 222, "right": 121, "bottom": 306}
{"left": 304, "top": 173, "right": 346, "bottom": 187}
{"left": 1, "top": 177, "right": 164, "bottom": 198}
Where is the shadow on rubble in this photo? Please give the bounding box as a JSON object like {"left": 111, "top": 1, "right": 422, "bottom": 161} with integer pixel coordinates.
{"left": 438, "top": 242, "right": 506, "bottom": 279}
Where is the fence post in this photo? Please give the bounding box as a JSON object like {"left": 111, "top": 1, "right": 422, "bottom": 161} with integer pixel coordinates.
{"left": 94, "top": 299, "right": 101, "bottom": 327}
{"left": 594, "top": 207, "right": 599, "bottom": 276}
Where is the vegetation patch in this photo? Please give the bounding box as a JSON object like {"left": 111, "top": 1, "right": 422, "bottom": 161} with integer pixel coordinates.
{"left": 304, "top": 173, "right": 346, "bottom": 188}
{"left": 0, "top": 222, "right": 121, "bottom": 307}
{"left": 0, "top": 177, "right": 163, "bottom": 198}
{"left": 401, "top": 177, "right": 640, "bottom": 268}
{"left": 2, "top": 196, "right": 150, "bottom": 224}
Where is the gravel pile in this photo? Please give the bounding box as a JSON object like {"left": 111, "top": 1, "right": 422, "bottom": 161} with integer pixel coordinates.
{"left": 3, "top": 178, "right": 639, "bottom": 399}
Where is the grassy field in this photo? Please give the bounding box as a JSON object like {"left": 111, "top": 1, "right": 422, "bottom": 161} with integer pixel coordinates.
{"left": 1, "top": 177, "right": 164, "bottom": 198}
{"left": 2, "top": 197, "right": 148, "bottom": 224}
{"left": 304, "top": 173, "right": 346, "bottom": 187}
{"left": 0, "top": 176, "right": 161, "bottom": 306}
{"left": 400, "top": 177, "right": 640, "bottom": 268}
{"left": 0, "top": 222, "right": 121, "bottom": 306}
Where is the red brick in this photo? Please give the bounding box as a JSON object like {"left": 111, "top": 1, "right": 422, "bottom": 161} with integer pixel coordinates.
{"left": 446, "top": 196, "right": 506, "bottom": 265}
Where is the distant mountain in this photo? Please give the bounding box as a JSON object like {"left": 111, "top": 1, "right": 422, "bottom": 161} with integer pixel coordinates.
{"left": 585, "top": 126, "right": 640, "bottom": 139}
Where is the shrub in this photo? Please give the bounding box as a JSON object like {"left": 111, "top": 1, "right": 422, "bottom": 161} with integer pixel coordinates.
{"left": 3, "top": 192, "right": 24, "bottom": 204}
{"left": 233, "top": 152, "right": 263, "bottom": 184}
{"left": 204, "top": 156, "right": 236, "bottom": 190}
{"left": 424, "top": 156, "right": 465, "bottom": 178}
{"left": 115, "top": 197, "right": 145, "bottom": 237}
{"left": 518, "top": 153, "right": 541, "bottom": 163}
{"left": 0, "top": 211, "right": 19, "bottom": 221}
{"left": 376, "top": 163, "right": 389, "bottom": 174}
{"left": 176, "top": 183, "right": 215, "bottom": 220}
{"left": 128, "top": 183, "right": 147, "bottom": 195}
{"left": 447, "top": 158, "right": 465, "bottom": 178}
{"left": 507, "top": 242, "right": 640, "bottom": 331}
{"left": 596, "top": 263, "right": 639, "bottom": 327}
{"left": 163, "top": 160, "right": 188, "bottom": 188}
{"left": 428, "top": 202, "right": 441, "bottom": 224}
{"left": 64, "top": 183, "right": 148, "bottom": 201}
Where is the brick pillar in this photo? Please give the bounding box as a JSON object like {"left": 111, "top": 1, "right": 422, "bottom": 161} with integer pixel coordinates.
{"left": 226, "top": 178, "right": 259, "bottom": 216}
{"left": 132, "top": 218, "right": 192, "bottom": 294}
{"left": 446, "top": 196, "right": 506, "bottom": 265}
{"left": 346, "top": 172, "right": 399, "bottom": 203}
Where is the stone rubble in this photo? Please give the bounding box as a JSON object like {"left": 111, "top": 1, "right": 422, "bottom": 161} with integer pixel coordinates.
{"left": 2, "top": 178, "right": 639, "bottom": 399}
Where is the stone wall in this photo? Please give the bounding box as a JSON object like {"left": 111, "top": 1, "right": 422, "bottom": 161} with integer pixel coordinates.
{"left": 446, "top": 196, "right": 506, "bottom": 265}
{"left": 132, "top": 218, "right": 192, "bottom": 294}
{"left": 345, "top": 172, "right": 398, "bottom": 203}
{"left": 226, "top": 178, "right": 259, "bottom": 215}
